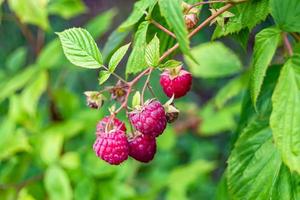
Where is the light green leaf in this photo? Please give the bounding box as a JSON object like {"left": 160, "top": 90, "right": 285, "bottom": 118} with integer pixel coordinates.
{"left": 44, "top": 165, "right": 73, "bottom": 200}
{"left": 270, "top": 56, "right": 300, "bottom": 174}
{"left": 158, "top": 60, "right": 182, "bottom": 69}
{"left": 0, "top": 120, "right": 31, "bottom": 161}
{"left": 57, "top": 28, "right": 103, "bottom": 69}
{"left": 270, "top": 0, "right": 300, "bottom": 32}
{"left": 74, "top": 177, "right": 95, "bottom": 200}
{"left": 126, "top": 21, "right": 149, "bottom": 75}
{"left": 108, "top": 43, "right": 130, "bottom": 73}
{"left": 40, "top": 133, "right": 63, "bottom": 165}
{"left": 48, "top": 0, "right": 86, "bottom": 19}
{"left": 228, "top": 119, "right": 300, "bottom": 200}
{"left": 5, "top": 47, "right": 27, "bottom": 73}
{"left": 8, "top": 0, "right": 49, "bottom": 30}
{"left": 21, "top": 71, "right": 48, "bottom": 116}
{"left": 60, "top": 152, "right": 80, "bottom": 170}
{"left": 119, "top": 0, "right": 157, "bottom": 31}
{"left": 98, "top": 70, "right": 111, "bottom": 85}
{"left": 85, "top": 8, "right": 117, "bottom": 38}
{"left": 159, "top": 0, "right": 191, "bottom": 57}
{"left": 212, "top": 0, "right": 269, "bottom": 39}
{"left": 145, "top": 35, "right": 160, "bottom": 67}
{"left": 214, "top": 72, "right": 249, "bottom": 108}
{"left": 184, "top": 42, "right": 242, "bottom": 78}
{"left": 250, "top": 27, "right": 281, "bottom": 106}
{"left": 0, "top": 65, "right": 38, "bottom": 103}
{"left": 132, "top": 91, "right": 141, "bottom": 108}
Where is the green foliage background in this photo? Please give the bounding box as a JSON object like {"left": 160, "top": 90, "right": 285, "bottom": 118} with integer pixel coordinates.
{"left": 0, "top": 0, "right": 300, "bottom": 200}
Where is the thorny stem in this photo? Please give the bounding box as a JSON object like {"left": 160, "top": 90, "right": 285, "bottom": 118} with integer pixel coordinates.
{"left": 282, "top": 33, "right": 293, "bottom": 56}
{"left": 114, "top": 2, "right": 241, "bottom": 114}
{"left": 150, "top": 19, "right": 177, "bottom": 39}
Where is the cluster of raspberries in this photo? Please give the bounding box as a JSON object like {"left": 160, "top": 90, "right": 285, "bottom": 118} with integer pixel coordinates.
{"left": 93, "top": 67, "right": 192, "bottom": 165}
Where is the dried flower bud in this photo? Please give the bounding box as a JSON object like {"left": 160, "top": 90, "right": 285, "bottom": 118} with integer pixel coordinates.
{"left": 109, "top": 80, "right": 129, "bottom": 103}
{"left": 163, "top": 96, "right": 180, "bottom": 123}
{"left": 185, "top": 13, "right": 199, "bottom": 29}
{"left": 84, "top": 91, "right": 104, "bottom": 109}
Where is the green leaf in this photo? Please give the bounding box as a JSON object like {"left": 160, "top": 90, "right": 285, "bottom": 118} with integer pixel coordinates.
{"left": 74, "top": 177, "right": 95, "bottom": 200}
{"left": 5, "top": 47, "right": 27, "bottom": 73}
{"left": 212, "top": 0, "right": 269, "bottom": 39}
{"left": 98, "top": 70, "right": 111, "bottom": 85}
{"left": 132, "top": 91, "right": 141, "bottom": 108}
{"left": 126, "top": 21, "right": 149, "bottom": 75}
{"left": 250, "top": 27, "right": 281, "bottom": 106}
{"left": 0, "top": 65, "right": 38, "bottom": 103}
{"left": 0, "top": 120, "right": 31, "bottom": 161}
{"left": 60, "top": 152, "right": 80, "bottom": 170}
{"left": 40, "top": 133, "right": 63, "bottom": 165}
{"left": 108, "top": 43, "right": 130, "bottom": 73}
{"left": 119, "top": 0, "right": 157, "bottom": 31}
{"left": 228, "top": 119, "right": 300, "bottom": 200}
{"left": 214, "top": 72, "right": 249, "bottom": 108}
{"left": 270, "top": 0, "right": 300, "bottom": 32}
{"left": 85, "top": 8, "right": 117, "bottom": 38}
{"left": 56, "top": 28, "right": 103, "bottom": 69}
{"left": 21, "top": 71, "right": 48, "bottom": 116}
{"left": 270, "top": 56, "right": 300, "bottom": 174}
{"left": 158, "top": 59, "right": 182, "bottom": 69}
{"left": 184, "top": 42, "right": 242, "bottom": 78}
{"left": 145, "top": 35, "right": 160, "bottom": 67}
{"left": 8, "top": 0, "right": 49, "bottom": 30}
{"left": 159, "top": 0, "right": 191, "bottom": 57}
{"left": 48, "top": 0, "right": 86, "bottom": 19}
{"left": 44, "top": 165, "right": 73, "bottom": 200}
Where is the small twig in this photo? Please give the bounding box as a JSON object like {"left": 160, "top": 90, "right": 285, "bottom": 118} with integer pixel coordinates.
{"left": 160, "top": 3, "right": 234, "bottom": 61}
{"left": 147, "top": 84, "right": 156, "bottom": 98}
{"left": 150, "top": 19, "right": 177, "bottom": 39}
{"left": 36, "top": 29, "right": 45, "bottom": 55}
{"left": 0, "top": 174, "right": 43, "bottom": 191}
{"left": 141, "top": 68, "right": 153, "bottom": 104}
{"left": 291, "top": 32, "right": 300, "bottom": 42}
{"left": 282, "top": 33, "right": 293, "bottom": 56}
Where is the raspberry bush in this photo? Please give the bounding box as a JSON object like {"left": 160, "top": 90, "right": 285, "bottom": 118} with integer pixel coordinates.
{"left": 1, "top": 0, "right": 300, "bottom": 199}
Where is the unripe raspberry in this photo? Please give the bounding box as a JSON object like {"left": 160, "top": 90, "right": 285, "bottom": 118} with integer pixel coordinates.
{"left": 96, "top": 116, "right": 126, "bottom": 136}
{"left": 160, "top": 67, "right": 192, "bottom": 98}
{"left": 129, "top": 99, "right": 167, "bottom": 137}
{"left": 128, "top": 133, "right": 156, "bottom": 163}
{"left": 93, "top": 129, "right": 129, "bottom": 165}
{"left": 185, "top": 13, "right": 199, "bottom": 29}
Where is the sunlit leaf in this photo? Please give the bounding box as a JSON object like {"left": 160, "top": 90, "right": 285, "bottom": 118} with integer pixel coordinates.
{"left": 145, "top": 35, "right": 160, "bottom": 67}
{"left": 108, "top": 43, "right": 130, "bottom": 73}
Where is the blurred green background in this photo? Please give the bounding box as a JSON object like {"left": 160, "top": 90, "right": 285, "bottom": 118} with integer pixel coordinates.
{"left": 0, "top": 0, "right": 252, "bottom": 199}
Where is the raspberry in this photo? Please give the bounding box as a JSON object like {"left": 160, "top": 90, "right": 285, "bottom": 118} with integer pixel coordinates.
{"left": 128, "top": 133, "right": 156, "bottom": 163}
{"left": 96, "top": 116, "right": 126, "bottom": 136}
{"left": 184, "top": 13, "right": 199, "bottom": 29}
{"left": 160, "top": 68, "right": 192, "bottom": 98}
{"left": 93, "top": 129, "right": 129, "bottom": 165}
{"left": 129, "top": 100, "right": 167, "bottom": 137}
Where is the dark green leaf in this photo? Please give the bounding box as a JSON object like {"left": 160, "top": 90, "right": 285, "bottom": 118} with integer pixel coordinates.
{"left": 159, "top": 0, "right": 191, "bottom": 57}
{"left": 270, "top": 0, "right": 300, "bottom": 32}
{"left": 57, "top": 28, "right": 103, "bottom": 69}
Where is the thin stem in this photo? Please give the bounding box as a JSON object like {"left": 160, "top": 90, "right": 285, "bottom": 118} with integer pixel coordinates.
{"left": 192, "top": 0, "right": 228, "bottom": 7}
{"left": 102, "top": 65, "right": 128, "bottom": 84}
{"left": 291, "top": 32, "right": 300, "bottom": 42}
{"left": 150, "top": 19, "right": 177, "bottom": 39}
{"left": 36, "top": 29, "right": 45, "bottom": 55}
{"left": 141, "top": 68, "right": 153, "bottom": 104}
{"left": 160, "top": 3, "right": 234, "bottom": 62}
{"left": 147, "top": 84, "right": 156, "bottom": 98}
{"left": 282, "top": 33, "right": 293, "bottom": 56}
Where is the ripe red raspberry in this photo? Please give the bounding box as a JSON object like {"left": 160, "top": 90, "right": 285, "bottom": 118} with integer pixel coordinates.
{"left": 128, "top": 133, "right": 156, "bottom": 163}
{"left": 93, "top": 129, "right": 129, "bottom": 165}
{"left": 129, "top": 100, "right": 167, "bottom": 137}
{"left": 96, "top": 116, "right": 126, "bottom": 136}
{"left": 160, "top": 68, "right": 192, "bottom": 98}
